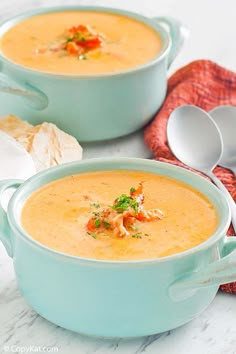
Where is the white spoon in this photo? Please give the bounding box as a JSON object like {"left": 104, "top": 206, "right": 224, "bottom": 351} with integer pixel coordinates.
{"left": 209, "top": 105, "right": 236, "bottom": 176}
{"left": 167, "top": 104, "right": 236, "bottom": 232}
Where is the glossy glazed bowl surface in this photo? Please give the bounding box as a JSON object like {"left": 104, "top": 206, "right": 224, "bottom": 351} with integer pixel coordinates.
{"left": 0, "top": 7, "right": 188, "bottom": 141}
{"left": 0, "top": 158, "right": 235, "bottom": 337}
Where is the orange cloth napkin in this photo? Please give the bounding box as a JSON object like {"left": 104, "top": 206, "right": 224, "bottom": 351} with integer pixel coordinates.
{"left": 144, "top": 59, "right": 236, "bottom": 294}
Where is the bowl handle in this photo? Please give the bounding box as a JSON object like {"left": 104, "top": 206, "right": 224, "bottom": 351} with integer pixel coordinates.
{"left": 0, "top": 72, "right": 48, "bottom": 110}
{"left": 0, "top": 179, "right": 23, "bottom": 257}
{"left": 152, "top": 16, "right": 189, "bottom": 67}
{"left": 169, "top": 237, "right": 236, "bottom": 301}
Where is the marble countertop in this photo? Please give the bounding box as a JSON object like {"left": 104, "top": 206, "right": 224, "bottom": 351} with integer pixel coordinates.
{"left": 1, "top": 0, "right": 236, "bottom": 353}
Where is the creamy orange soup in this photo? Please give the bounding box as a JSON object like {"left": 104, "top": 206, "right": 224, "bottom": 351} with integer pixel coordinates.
{"left": 21, "top": 170, "right": 218, "bottom": 261}
{"left": 0, "top": 11, "right": 163, "bottom": 75}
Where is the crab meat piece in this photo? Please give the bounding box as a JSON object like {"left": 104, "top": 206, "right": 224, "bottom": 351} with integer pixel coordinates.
{"left": 130, "top": 182, "right": 144, "bottom": 205}
{"left": 136, "top": 209, "right": 164, "bottom": 222}
{"left": 86, "top": 183, "right": 163, "bottom": 238}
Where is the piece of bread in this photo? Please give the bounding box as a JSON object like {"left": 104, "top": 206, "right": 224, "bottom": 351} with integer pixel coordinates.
{"left": 0, "top": 115, "right": 83, "bottom": 171}
{"left": 0, "top": 115, "right": 34, "bottom": 148}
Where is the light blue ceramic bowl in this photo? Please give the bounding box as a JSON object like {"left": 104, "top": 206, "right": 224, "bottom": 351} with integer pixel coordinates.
{"left": 0, "top": 158, "right": 235, "bottom": 338}
{"left": 0, "top": 6, "right": 188, "bottom": 141}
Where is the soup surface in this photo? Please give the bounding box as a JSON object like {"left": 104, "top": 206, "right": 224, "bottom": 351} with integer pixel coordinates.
{"left": 0, "top": 11, "right": 163, "bottom": 75}
{"left": 21, "top": 170, "right": 218, "bottom": 261}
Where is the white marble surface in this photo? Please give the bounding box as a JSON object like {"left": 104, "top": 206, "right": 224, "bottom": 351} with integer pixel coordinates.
{"left": 1, "top": 0, "right": 236, "bottom": 353}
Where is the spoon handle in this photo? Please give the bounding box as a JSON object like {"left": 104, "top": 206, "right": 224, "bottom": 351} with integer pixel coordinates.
{"left": 208, "top": 171, "right": 236, "bottom": 233}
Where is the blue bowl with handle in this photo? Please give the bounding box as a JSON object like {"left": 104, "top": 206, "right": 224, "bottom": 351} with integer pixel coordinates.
{"left": 0, "top": 6, "right": 188, "bottom": 141}
{"left": 0, "top": 158, "right": 235, "bottom": 337}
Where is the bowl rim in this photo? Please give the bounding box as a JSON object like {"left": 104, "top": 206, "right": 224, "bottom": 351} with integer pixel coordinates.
{"left": 0, "top": 5, "right": 170, "bottom": 79}
{"left": 7, "top": 157, "right": 231, "bottom": 266}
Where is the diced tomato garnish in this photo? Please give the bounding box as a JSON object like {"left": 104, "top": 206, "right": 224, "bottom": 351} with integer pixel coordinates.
{"left": 63, "top": 25, "right": 104, "bottom": 57}
{"left": 135, "top": 212, "right": 146, "bottom": 222}
{"left": 87, "top": 218, "right": 96, "bottom": 232}
{"left": 68, "top": 26, "right": 77, "bottom": 35}
{"left": 76, "top": 37, "right": 102, "bottom": 50}
{"left": 68, "top": 25, "right": 88, "bottom": 34}
{"left": 66, "top": 42, "right": 85, "bottom": 55}
{"left": 83, "top": 37, "right": 102, "bottom": 49}
{"left": 66, "top": 42, "right": 79, "bottom": 54}
{"left": 77, "top": 25, "right": 88, "bottom": 32}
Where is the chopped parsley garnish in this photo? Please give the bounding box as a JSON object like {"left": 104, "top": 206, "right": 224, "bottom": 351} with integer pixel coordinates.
{"left": 104, "top": 220, "right": 111, "bottom": 229}
{"left": 130, "top": 187, "right": 136, "bottom": 193}
{"left": 92, "top": 211, "right": 100, "bottom": 217}
{"left": 87, "top": 231, "right": 97, "bottom": 239}
{"left": 132, "top": 232, "right": 142, "bottom": 239}
{"left": 112, "top": 194, "right": 140, "bottom": 214}
{"left": 90, "top": 203, "right": 100, "bottom": 209}
{"left": 94, "top": 219, "right": 101, "bottom": 228}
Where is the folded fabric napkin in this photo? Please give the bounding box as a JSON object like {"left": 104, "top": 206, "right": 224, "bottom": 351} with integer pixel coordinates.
{"left": 144, "top": 59, "right": 236, "bottom": 294}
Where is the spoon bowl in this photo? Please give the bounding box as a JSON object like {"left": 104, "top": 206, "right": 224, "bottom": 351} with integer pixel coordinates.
{"left": 209, "top": 105, "right": 236, "bottom": 175}
{"left": 167, "top": 105, "right": 223, "bottom": 173}
{"left": 167, "top": 104, "right": 236, "bottom": 232}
